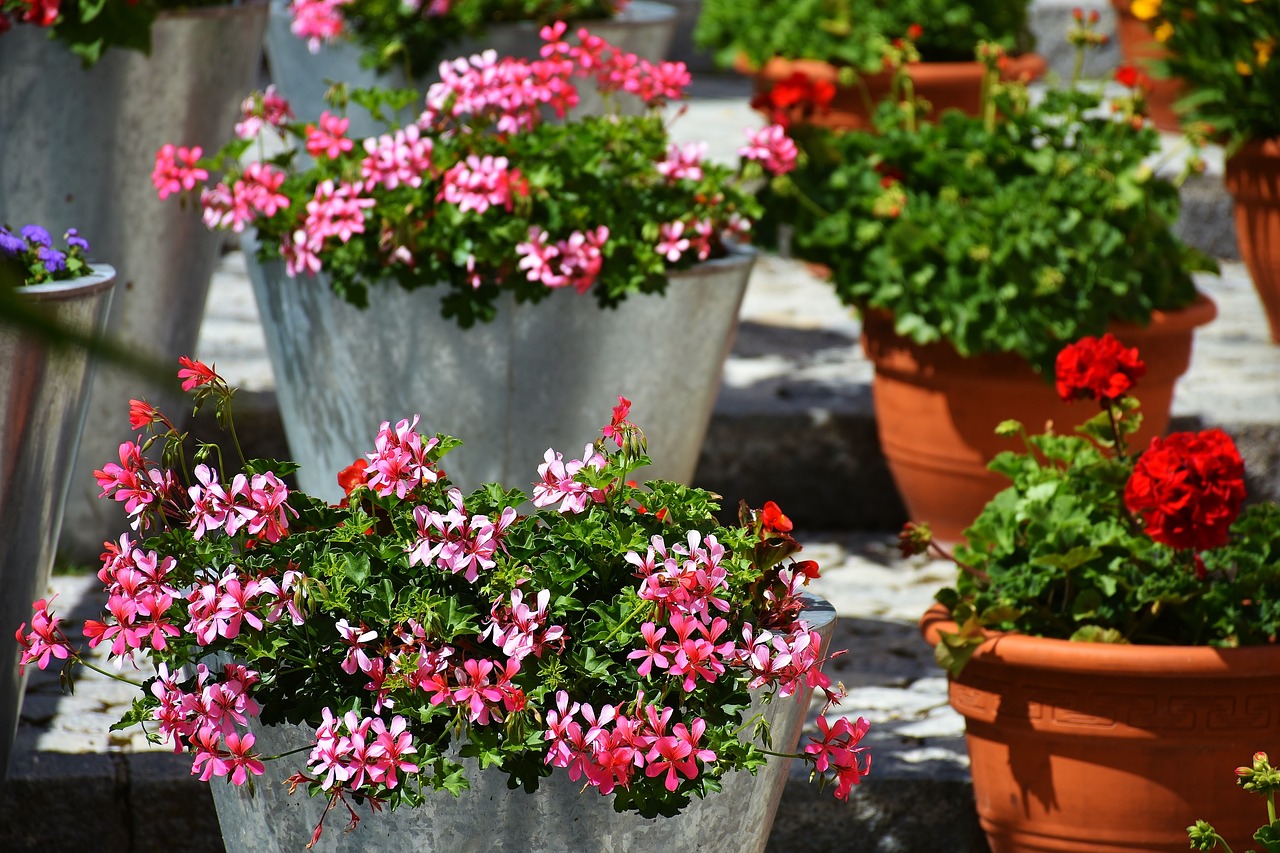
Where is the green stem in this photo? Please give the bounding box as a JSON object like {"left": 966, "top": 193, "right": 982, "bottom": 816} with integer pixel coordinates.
{"left": 731, "top": 711, "right": 765, "bottom": 739}
{"left": 600, "top": 600, "right": 652, "bottom": 646}
{"left": 75, "top": 657, "right": 151, "bottom": 687}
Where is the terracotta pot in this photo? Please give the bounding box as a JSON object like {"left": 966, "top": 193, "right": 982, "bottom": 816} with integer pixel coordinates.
{"left": 1224, "top": 139, "right": 1280, "bottom": 343}
{"left": 861, "top": 294, "right": 1217, "bottom": 543}
{"left": 1111, "top": 0, "right": 1183, "bottom": 132}
{"left": 921, "top": 604, "right": 1280, "bottom": 852}
{"left": 739, "top": 53, "right": 1048, "bottom": 131}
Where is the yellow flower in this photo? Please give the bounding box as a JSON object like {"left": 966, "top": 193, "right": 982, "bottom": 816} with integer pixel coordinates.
{"left": 1131, "top": 0, "right": 1162, "bottom": 21}
{"left": 1236, "top": 59, "right": 1254, "bottom": 75}
{"left": 1257, "top": 38, "right": 1274, "bottom": 68}
{"left": 1154, "top": 21, "right": 1174, "bottom": 42}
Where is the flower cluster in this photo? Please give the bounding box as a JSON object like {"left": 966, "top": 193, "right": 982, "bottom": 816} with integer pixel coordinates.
{"left": 155, "top": 26, "right": 789, "bottom": 326}
{"left": 16, "top": 358, "right": 871, "bottom": 843}
{"left": 0, "top": 223, "right": 94, "bottom": 286}
{"left": 1125, "top": 429, "right": 1246, "bottom": 554}
{"left": 284, "top": 0, "right": 629, "bottom": 76}
{"left": 919, "top": 336, "right": 1280, "bottom": 667}
{"left": 1132, "top": 0, "right": 1280, "bottom": 144}
{"left": 1054, "top": 333, "right": 1147, "bottom": 403}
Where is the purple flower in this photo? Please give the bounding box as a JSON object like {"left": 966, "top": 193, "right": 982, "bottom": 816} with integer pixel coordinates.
{"left": 20, "top": 225, "right": 52, "bottom": 248}
{"left": 0, "top": 227, "right": 24, "bottom": 257}
{"left": 37, "top": 246, "right": 67, "bottom": 273}
{"left": 65, "top": 228, "right": 90, "bottom": 251}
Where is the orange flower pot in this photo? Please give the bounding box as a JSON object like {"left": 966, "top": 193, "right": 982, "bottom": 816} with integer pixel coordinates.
{"left": 1111, "top": 0, "right": 1184, "bottom": 132}
{"left": 738, "top": 53, "right": 1048, "bottom": 131}
{"left": 920, "top": 603, "right": 1280, "bottom": 852}
{"left": 860, "top": 294, "right": 1217, "bottom": 543}
{"left": 1224, "top": 139, "right": 1280, "bottom": 343}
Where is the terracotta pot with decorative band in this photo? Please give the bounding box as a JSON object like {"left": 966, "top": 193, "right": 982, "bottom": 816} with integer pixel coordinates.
{"left": 921, "top": 603, "right": 1280, "bottom": 852}
{"left": 861, "top": 293, "right": 1217, "bottom": 543}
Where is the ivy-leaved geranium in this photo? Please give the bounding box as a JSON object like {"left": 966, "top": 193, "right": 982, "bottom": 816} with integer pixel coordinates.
{"left": 694, "top": 0, "right": 1034, "bottom": 72}
{"left": 903, "top": 335, "right": 1280, "bottom": 676}
{"left": 286, "top": 0, "right": 626, "bottom": 76}
{"left": 0, "top": 0, "right": 229, "bottom": 65}
{"left": 756, "top": 32, "right": 1215, "bottom": 376}
{"left": 15, "top": 358, "right": 871, "bottom": 844}
{"left": 1131, "top": 0, "right": 1280, "bottom": 146}
{"left": 153, "top": 24, "right": 796, "bottom": 327}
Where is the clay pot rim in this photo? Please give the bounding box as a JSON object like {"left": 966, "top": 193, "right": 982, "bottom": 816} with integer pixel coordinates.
{"left": 735, "top": 52, "right": 1048, "bottom": 85}
{"left": 1226, "top": 137, "right": 1280, "bottom": 173}
{"left": 920, "top": 602, "right": 1280, "bottom": 676}
{"left": 861, "top": 290, "right": 1217, "bottom": 374}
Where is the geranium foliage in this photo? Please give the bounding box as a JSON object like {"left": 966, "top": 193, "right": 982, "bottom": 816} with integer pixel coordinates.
{"left": 756, "top": 34, "right": 1216, "bottom": 376}
{"left": 694, "top": 0, "right": 1034, "bottom": 71}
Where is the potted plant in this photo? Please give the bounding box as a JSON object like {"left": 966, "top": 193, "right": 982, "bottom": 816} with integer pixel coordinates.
{"left": 694, "top": 0, "right": 1045, "bottom": 131}
{"left": 0, "top": 224, "right": 115, "bottom": 779}
{"left": 269, "top": 0, "right": 679, "bottom": 134}
{"left": 910, "top": 334, "right": 1280, "bottom": 852}
{"left": 155, "top": 25, "right": 798, "bottom": 503}
{"left": 15, "top": 358, "right": 872, "bottom": 850}
{"left": 1109, "top": 0, "right": 1184, "bottom": 131}
{"left": 1129, "top": 0, "right": 1280, "bottom": 344}
{"left": 755, "top": 28, "right": 1219, "bottom": 539}
{"left": 0, "top": 0, "right": 269, "bottom": 565}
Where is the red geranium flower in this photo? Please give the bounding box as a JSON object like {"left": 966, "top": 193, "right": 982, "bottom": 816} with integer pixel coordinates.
{"left": 337, "top": 458, "right": 368, "bottom": 497}
{"left": 1124, "top": 429, "right": 1246, "bottom": 553}
{"left": 177, "top": 355, "right": 220, "bottom": 392}
{"left": 751, "top": 72, "right": 835, "bottom": 128}
{"left": 1054, "top": 333, "right": 1147, "bottom": 403}
{"left": 1114, "top": 64, "right": 1150, "bottom": 91}
{"left": 761, "top": 500, "right": 793, "bottom": 533}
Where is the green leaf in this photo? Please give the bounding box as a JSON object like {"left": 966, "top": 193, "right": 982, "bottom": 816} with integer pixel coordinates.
{"left": 1069, "top": 625, "right": 1126, "bottom": 644}
{"left": 343, "top": 552, "right": 372, "bottom": 586}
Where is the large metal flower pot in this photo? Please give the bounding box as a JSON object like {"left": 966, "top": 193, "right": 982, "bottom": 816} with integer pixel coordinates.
{"left": 210, "top": 595, "right": 835, "bottom": 852}
{"left": 0, "top": 267, "right": 116, "bottom": 779}
{"left": 0, "top": 4, "right": 269, "bottom": 565}
{"left": 263, "top": 0, "right": 679, "bottom": 136}
{"left": 245, "top": 237, "right": 754, "bottom": 501}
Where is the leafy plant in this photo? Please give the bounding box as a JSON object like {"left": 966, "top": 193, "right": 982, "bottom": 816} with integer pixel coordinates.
{"left": 905, "top": 335, "right": 1280, "bottom": 676}
{"left": 154, "top": 25, "right": 796, "bottom": 326}
{"left": 286, "top": 0, "right": 627, "bottom": 77}
{"left": 0, "top": 0, "right": 229, "bottom": 65}
{"left": 1131, "top": 0, "right": 1280, "bottom": 147}
{"left": 694, "top": 0, "right": 1034, "bottom": 71}
{"left": 756, "top": 28, "right": 1216, "bottom": 376}
{"left": 0, "top": 223, "right": 95, "bottom": 288}
{"left": 1189, "top": 750, "right": 1280, "bottom": 852}
{"left": 15, "top": 358, "right": 872, "bottom": 843}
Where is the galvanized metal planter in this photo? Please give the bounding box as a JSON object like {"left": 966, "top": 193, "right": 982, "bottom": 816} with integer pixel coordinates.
{"left": 0, "top": 267, "right": 116, "bottom": 778}
{"left": 262, "top": 0, "right": 679, "bottom": 136}
{"left": 210, "top": 595, "right": 835, "bottom": 853}
{"left": 245, "top": 239, "right": 754, "bottom": 502}
{"left": 0, "top": 3, "right": 269, "bottom": 565}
